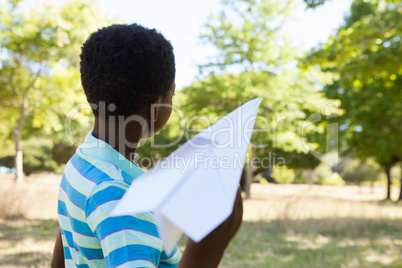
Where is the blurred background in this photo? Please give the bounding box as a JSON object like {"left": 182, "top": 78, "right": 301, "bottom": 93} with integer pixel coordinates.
{"left": 0, "top": 0, "right": 401, "bottom": 267}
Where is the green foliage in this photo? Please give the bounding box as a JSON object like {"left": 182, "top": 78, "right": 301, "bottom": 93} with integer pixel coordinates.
{"left": 0, "top": 0, "right": 108, "bottom": 177}
{"left": 52, "top": 142, "right": 76, "bottom": 166}
{"left": 200, "top": 0, "right": 297, "bottom": 70}
{"left": 303, "top": 0, "right": 400, "bottom": 9}
{"left": 303, "top": 0, "right": 328, "bottom": 9}
{"left": 312, "top": 164, "right": 331, "bottom": 185}
{"left": 0, "top": 155, "right": 13, "bottom": 168}
{"left": 0, "top": 0, "right": 104, "bottom": 137}
{"left": 22, "top": 138, "right": 60, "bottom": 175}
{"left": 180, "top": 0, "right": 335, "bottom": 173}
{"left": 0, "top": 118, "right": 13, "bottom": 157}
{"left": 0, "top": 138, "right": 74, "bottom": 174}
{"left": 314, "top": 163, "right": 344, "bottom": 185}
{"left": 303, "top": 0, "right": 402, "bottom": 166}
{"left": 293, "top": 169, "right": 307, "bottom": 184}
{"left": 292, "top": 164, "right": 345, "bottom": 185}
{"left": 336, "top": 158, "right": 383, "bottom": 185}
{"left": 271, "top": 166, "right": 295, "bottom": 184}
{"left": 278, "top": 149, "right": 321, "bottom": 170}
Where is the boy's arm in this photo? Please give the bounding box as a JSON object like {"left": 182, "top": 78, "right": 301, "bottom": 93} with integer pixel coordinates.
{"left": 51, "top": 229, "right": 65, "bottom": 268}
{"left": 178, "top": 188, "right": 243, "bottom": 268}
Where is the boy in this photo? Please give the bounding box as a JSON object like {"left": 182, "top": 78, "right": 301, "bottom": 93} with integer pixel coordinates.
{"left": 52, "top": 24, "right": 243, "bottom": 267}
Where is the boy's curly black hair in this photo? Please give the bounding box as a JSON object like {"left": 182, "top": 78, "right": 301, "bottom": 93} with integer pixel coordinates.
{"left": 80, "top": 24, "right": 175, "bottom": 118}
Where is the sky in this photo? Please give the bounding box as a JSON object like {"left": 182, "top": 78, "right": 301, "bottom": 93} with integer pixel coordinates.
{"left": 100, "top": 0, "right": 354, "bottom": 90}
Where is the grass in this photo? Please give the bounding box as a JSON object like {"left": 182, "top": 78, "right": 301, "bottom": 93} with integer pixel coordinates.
{"left": 0, "top": 219, "right": 59, "bottom": 268}
{"left": 217, "top": 184, "right": 402, "bottom": 267}
{"left": 220, "top": 197, "right": 402, "bottom": 268}
{"left": 1, "top": 174, "right": 402, "bottom": 267}
{"left": 221, "top": 218, "right": 402, "bottom": 268}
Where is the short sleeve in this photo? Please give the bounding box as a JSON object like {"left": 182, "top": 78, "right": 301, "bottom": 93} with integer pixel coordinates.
{"left": 85, "top": 181, "right": 164, "bottom": 268}
{"left": 159, "top": 246, "right": 182, "bottom": 268}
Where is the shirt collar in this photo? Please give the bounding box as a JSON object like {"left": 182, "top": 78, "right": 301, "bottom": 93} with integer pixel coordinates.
{"left": 78, "top": 131, "right": 144, "bottom": 178}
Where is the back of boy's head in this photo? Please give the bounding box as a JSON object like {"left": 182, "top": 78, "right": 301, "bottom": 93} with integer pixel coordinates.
{"left": 80, "top": 24, "right": 175, "bottom": 119}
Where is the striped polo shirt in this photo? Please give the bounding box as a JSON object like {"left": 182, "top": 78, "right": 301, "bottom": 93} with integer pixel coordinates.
{"left": 57, "top": 131, "right": 182, "bottom": 267}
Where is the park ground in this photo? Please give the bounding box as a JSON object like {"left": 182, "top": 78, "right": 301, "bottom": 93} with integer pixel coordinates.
{"left": 0, "top": 173, "right": 402, "bottom": 268}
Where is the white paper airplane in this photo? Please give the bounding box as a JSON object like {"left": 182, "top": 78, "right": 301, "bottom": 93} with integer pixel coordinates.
{"left": 111, "top": 97, "right": 262, "bottom": 254}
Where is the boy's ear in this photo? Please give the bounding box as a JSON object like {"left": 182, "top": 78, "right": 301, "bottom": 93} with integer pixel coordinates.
{"left": 150, "top": 97, "right": 162, "bottom": 122}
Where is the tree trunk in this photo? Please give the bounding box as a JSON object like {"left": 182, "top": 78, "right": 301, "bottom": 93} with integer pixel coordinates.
{"left": 307, "top": 169, "right": 314, "bottom": 190}
{"left": 398, "top": 163, "right": 402, "bottom": 201}
{"left": 385, "top": 165, "right": 392, "bottom": 200}
{"left": 13, "top": 130, "right": 23, "bottom": 182}
{"left": 13, "top": 96, "right": 27, "bottom": 183}
{"left": 253, "top": 167, "right": 267, "bottom": 177}
{"left": 355, "top": 182, "right": 361, "bottom": 194}
{"left": 241, "top": 162, "right": 252, "bottom": 200}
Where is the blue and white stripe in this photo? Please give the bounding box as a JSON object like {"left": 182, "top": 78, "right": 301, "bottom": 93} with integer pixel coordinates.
{"left": 58, "top": 132, "right": 181, "bottom": 267}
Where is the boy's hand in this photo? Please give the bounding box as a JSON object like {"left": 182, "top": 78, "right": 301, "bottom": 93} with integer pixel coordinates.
{"left": 178, "top": 187, "right": 243, "bottom": 268}
{"left": 51, "top": 229, "right": 65, "bottom": 268}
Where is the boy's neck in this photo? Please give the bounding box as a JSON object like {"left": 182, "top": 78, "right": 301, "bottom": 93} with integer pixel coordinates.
{"left": 92, "top": 117, "right": 143, "bottom": 162}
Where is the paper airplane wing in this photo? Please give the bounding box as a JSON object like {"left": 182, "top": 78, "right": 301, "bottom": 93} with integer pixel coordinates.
{"left": 111, "top": 97, "right": 262, "bottom": 254}
{"left": 196, "top": 97, "right": 262, "bottom": 206}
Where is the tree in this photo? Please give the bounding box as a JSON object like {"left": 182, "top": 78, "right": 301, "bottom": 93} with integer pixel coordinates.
{"left": 179, "top": 0, "right": 336, "bottom": 196}
{"left": 303, "top": 0, "right": 400, "bottom": 9}
{"left": 277, "top": 149, "right": 321, "bottom": 188}
{"left": 303, "top": 0, "right": 328, "bottom": 9}
{"left": 334, "top": 157, "right": 383, "bottom": 192}
{"left": 303, "top": 0, "right": 402, "bottom": 199}
{"left": 0, "top": 0, "right": 106, "bottom": 181}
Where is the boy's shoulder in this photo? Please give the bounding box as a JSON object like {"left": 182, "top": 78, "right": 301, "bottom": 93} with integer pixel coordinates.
{"left": 66, "top": 131, "right": 145, "bottom": 188}
{"left": 61, "top": 142, "right": 157, "bottom": 226}
{"left": 60, "top": 133, "right": 145, "bottom": 215}
{"left": 64, "top": 149, "right": 128, "bottom": 194}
